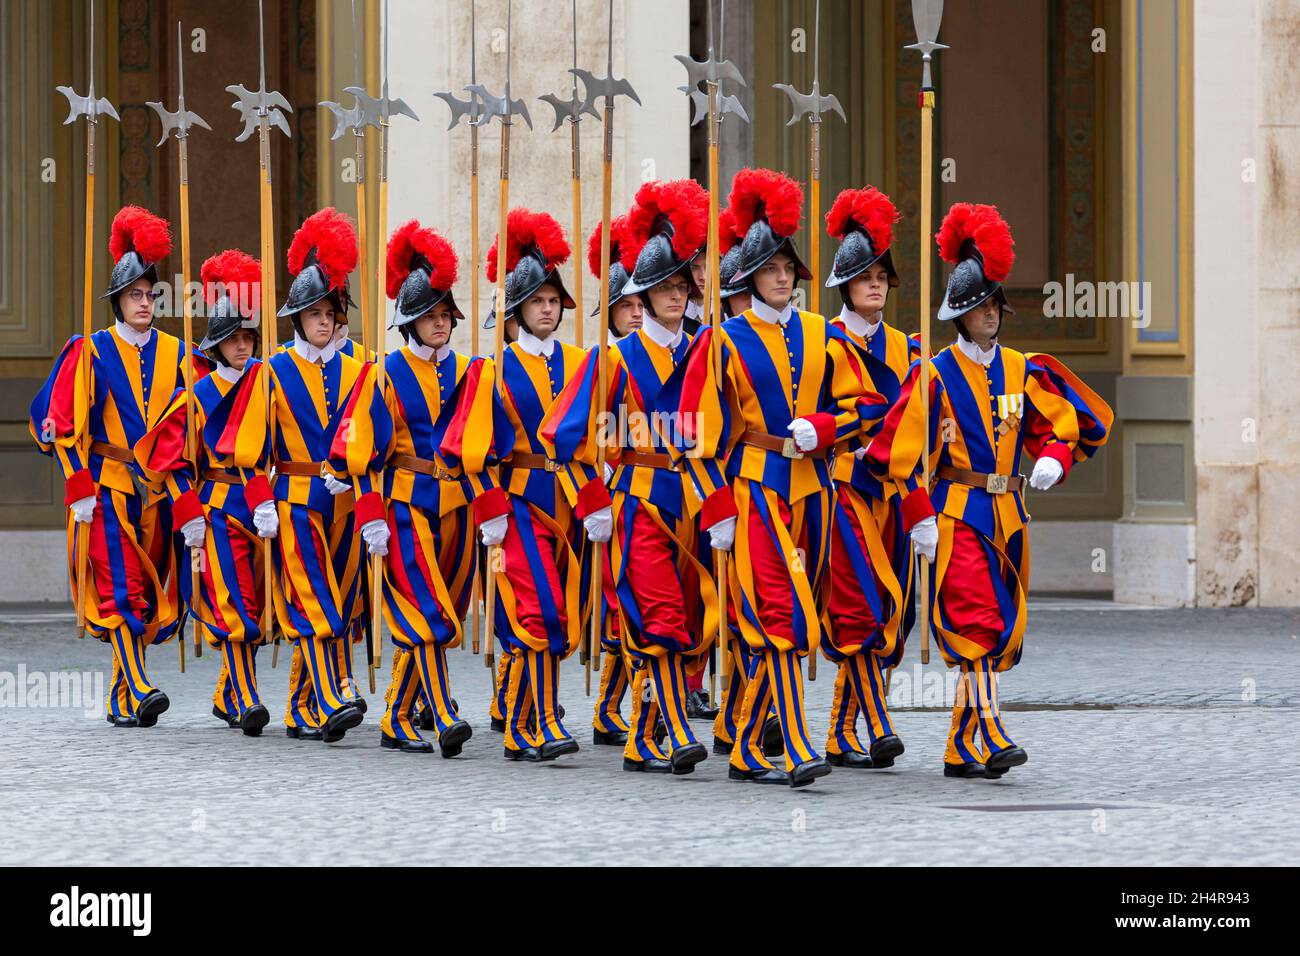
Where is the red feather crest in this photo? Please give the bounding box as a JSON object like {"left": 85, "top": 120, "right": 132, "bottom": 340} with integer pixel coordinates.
{"left": 624, "top": 178, "right": 709, "bottom": 266}
{"left": 935, "top": 202, "right": 1015, "bottom": 283}
{"left": 588, "top": 214, "right": 632, "bottom": 277}
{"left": 109, "top": 206, "right": 173, "bottom": 264}
{"left": 200, "top": 249, "right": 261, "bottom": 307}
{"left": 718, "top": 207, "right": 743, "bottom": 255}
{"left": 825, "top": 186, "right": 898, "bottom": 255}
{"left": 727, "top": 168, "right": 803, "bottom": 240}
{"left": 486, "top": 208, "right": 570, "bottom": 283}
{"left": 385, "top": 219, "right": 459, "bottom": 300}
{"left": 287, "top": 207, "right": 358, "bottom": 289}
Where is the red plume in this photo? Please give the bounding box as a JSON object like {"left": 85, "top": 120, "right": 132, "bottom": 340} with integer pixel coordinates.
{"left": 200, "top": 249, "right": 261, "bottom": 307}
{"left": 826, "top": 186, "right": 898, "bottom": 255}
{"left": 486, "top": 208, "right": 570, "bottom": 283}
{"left": 727, "top": 168, "right": 803, "bottom": 240}
{"left": 718, "top": 207, "right": 742, "bottom": 255}
{"left": 623, "top": 178, "right": 709, "bottom": 267}
{"left": 286, "top": 207, "right": 358, "bottom": 289}
{"left": 109, "top": 206, "right": 173, "bottom": 264}
{"left": 935, "top": 202, "right": 1015, "bottom": 283}
{"left": 385, "top": 219, "right": 459, "bottom": 300}
{"left": 588, "top": 214, "right": 631, "bottom": 277}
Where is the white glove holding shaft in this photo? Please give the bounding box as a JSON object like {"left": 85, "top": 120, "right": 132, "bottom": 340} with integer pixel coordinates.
{"left": 360, "top": 519, "right": 389, "bottom": 557}
{"left": 708, "top": 516, "right": 737, "bottom": 552}
{"left": 583, "top": 506, "right": 613, "bottom": 544}
{"left": 252, "top": 500, "right": 279, "bottom": 538}
{"left": 70, "top": 496, "right": 97, "bottom": 524}
{"left": 479, "top": 514, "right": 508, "bottom": 547}
{"left": 182, "top": 516, "right": 207, "bottom": 549}
{"left": 787, "top": 418, "right": 819, "bottom": 452}
{"left": 323, "top": 474, "right": 351, "bottom": 496}
{"left": 911, "top": 515, "right": 938, "bottom": 563}
{"left": 1029, "top": 456, "right": 1064, "bottom": 491}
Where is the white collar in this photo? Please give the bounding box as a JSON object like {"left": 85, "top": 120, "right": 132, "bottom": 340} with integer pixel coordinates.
{"left": 216, "top": 363, "right": 246, "bottom": 384}
{"left": 685, "top": 300, "right": 703, "bottom": 320}
{"left": 750, "top": 297, "right": 793, "bottom": 326}
{"left": 838, "top": 305, "right": 882, "bottom": 341}
{"left": 408, "top": 340, "right": 452, "bottom": 364}
{"left": 292, "top": 332, "right": 338, "bottom": 365}
{"left": 641, "top": 316, "right": 684, "bottom": 351}
{"left": 516, "top": 327, "right": 557, "bottom": 358}
{"left": 956, "top": 336, "right": 999, "bottom": 368}
{"left": 333, "top": 323, "right": 350, "bottom": 347}
{"left": 114, "top": 320, "right": 153, "bottom": 348}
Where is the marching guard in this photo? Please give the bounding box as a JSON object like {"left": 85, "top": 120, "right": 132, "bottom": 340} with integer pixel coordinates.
{"left": 31, "top": 206, "right": 207, "bottom": 727}
{"left": 866, "top": 203, "right": 1113, "bottom": 777}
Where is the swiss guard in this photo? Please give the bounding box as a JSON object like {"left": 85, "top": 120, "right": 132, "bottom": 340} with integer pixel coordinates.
{"left": 671, "top": 169, "right": 886, "bottom": 787}
{"left": 866, "top": 202, "right": 1113, "bottom": 778}
{"left": 332, "top": 219, "right": 483, "bottom": 758}
{"left": 442, "top": 208, "right": 600, "bottom": 763}
{"left": 820, "top": 186, "right": 915, "bottom": 769}
{"left": 240, "top": 207, "right": 389, "bottom": 743}
{"left": 30, "top": 206, "right": 205, "bottom": 728}
{"left": 541, "top": 179, "right": 719, "bottom": 775}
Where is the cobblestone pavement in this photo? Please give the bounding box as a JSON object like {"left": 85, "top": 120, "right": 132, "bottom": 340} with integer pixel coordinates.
{"left": 1, "top": 604, "right": 1297, "bottom": 866}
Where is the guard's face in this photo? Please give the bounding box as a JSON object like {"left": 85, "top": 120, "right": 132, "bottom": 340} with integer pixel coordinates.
{"left": 520, "top": 284, "right": 561, "bottom": 337}
{"left": 647, "top": 274, "right": 691, "bottom": 324}
{"left": 219, "top": 329, "right": 257, "bottom": 371}
{"left": 611, "top": 297, "right": 643, "bottom": 337}
{"left": 300, "top": 301, "right": 338, "bottom": 348}
{"left": 118, "top": 277, "right": 157, "bottom": 331}
{"left": 753, "top": 253, "right": 796, "bottom": 311}
{"left": 415, "top": 303, "right": 454, "bottom": 349}
{"left": 725, "top": 290, "right": 752, "bottom": 318}
{"left": 504, "top": 315, "right": 520, "bottom": 344}
{"left": 690, "top": 257, "right": 707, "bottom": 302}
{"left": 848, "top": 262, "right": 891, "bottom": 315}
{"left": 965, "top": 298, "right": 1002, "bottom": 343}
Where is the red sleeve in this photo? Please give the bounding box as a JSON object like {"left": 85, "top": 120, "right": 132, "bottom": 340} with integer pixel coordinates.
{"left": 242, "top": 474, "right": 274, "bottom": 511}
{"left": 1036, "top": 442, "right": 1074, "bottom": 483}
{"left": 804, "top": 411, "right": 838, "bottom": 451}
{"left": 700, "top": 486, "right": 738, "bottom": 530}
{"left": 574, "top": 477, "right": 613, "bottom": 520}
{"left": 354, "top": 491, "right": 386, "bottom": 527}
{"left": 472, "top": 487, "right": 510, "bottom": 524}
{"left": 64, "top": 468, "right": 94, "bottom": 506}
{"left": 899, "top": 487, "right": 936, "bottom": 531}
{"left": 172, "top": 489, "right": 204, "bottom": 527}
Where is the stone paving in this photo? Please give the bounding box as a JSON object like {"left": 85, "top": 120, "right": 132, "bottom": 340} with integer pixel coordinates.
{"left": 1, "top": 605, "right": 1296, "bottom": 866}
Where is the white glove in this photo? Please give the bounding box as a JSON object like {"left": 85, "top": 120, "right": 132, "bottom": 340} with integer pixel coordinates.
{"left": 479, "top": 514, "right": 508, "bottom": 547}
{"left": 182, "top": 516, "right": 207, "bottom": 549}
{"left": 787, "top": 418, "right": 819, "bottom": 452}
{"left": 70, "top": 496, "right": 97, "bottom": 524}
{"left": 603, "top": 462, "right": 614, "bottom": 484}
{"left": 360, "top": 519, "right": 389, "bottom": 557}
{"left": 708, "top": 515, "right": 736, "bottom": 552}
{"left": 583, "top": 506, "right": 613, "bottom": 544}
{"left": 252, "top": 500, "right": 279, "bottom": 538}
{"left": 323, "top": 474, "right": 352, "bottom": 496}
{"left": 911, "top": 515, "right": 938, "bottom": 563}
{"left": 1029, "top": 456, "right": 1064, "bottom": 491}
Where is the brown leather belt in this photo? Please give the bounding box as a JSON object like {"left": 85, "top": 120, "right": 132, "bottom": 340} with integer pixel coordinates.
{"left": 739, "top": 428, "right": 827, "bottom": 460}
{"left": 274, "top": 460, "right": 333, "bottom": 478}
{"left": 621, "top": 449, "right": 676, "bottom": 470}
{"left": 202, "top": 469, "right": 240, "bottom": 485}
{"left": 505, "top": 451, "right": 557, "bottom": 473}
{"left": 90, "top": 440, "right": 133, "bottom": 463}
{"left": 937, "top": 465, "right": 1025, "bottom": 494}
{"left": 391, "top": 453, "right": 452, "bottom": 481}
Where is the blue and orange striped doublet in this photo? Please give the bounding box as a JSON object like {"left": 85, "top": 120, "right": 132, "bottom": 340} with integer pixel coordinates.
{"left": 669, "top": 309, "right": 888, "bottom": 772}
{"left": 30, "top": 326, "right": 206, "bottom": 717}
{"left": 541, "top": 326, "right": 722, "bottom": 760}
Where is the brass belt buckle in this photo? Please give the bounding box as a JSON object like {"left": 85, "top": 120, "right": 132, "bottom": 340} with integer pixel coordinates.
{"left": 781, "top": 437, "right": 805, "bottom": 460}
{"left": 985, "top": 473, "right": 1009, "bottom": 494}
{"left": 319, "top": 461, "right": 332, "bottom": 481}
{"left": 544, "top": 458, "right": 558, "bottom": 473}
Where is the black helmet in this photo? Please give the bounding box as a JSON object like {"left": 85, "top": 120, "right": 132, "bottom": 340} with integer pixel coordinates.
{"left": 620, "top": 179, "right": 709, "bottom": 298}
{"left": 279, "top": 207, "right": 357, "bottom": 319}
{"left": 587, "top": 214, "right": 633, "bottom": 318}
{"left": 197, "top": 249, "right": 262, "bottom": 357}
{"left": 385, "top": 219, "right": 464, "bottom": 334}
{"left": 825, "top": 186, "right": 900, "bottom": 291}
{"left": 102, "top": 207, "right": 172, "bottom": 317}
{"left": 483, "top": 208, "right": 575, "bottom": 331}
{"left": 726, "top": 168, "right": 812, "bottom": 287}
{"left": 934, "top": 203, "right": 1016, "bottom": 323}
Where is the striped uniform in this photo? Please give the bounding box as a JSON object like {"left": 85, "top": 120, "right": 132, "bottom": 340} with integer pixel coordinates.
{"left": 671, "top": 309, "right": 886, "bottom": 774}
{"left": 541, "top": 325, "right": 721, "bottom": 765}
{"left": 866, "top": 343, "right": 1112, "bottom": 767}
{"left": 822, "top": 316, "right": 920, "bottom": 758}
{"left": 440, "top": 339, "right": 599, "bottom": 754}
{"left": 29, "top": 327, "right": 204, "bottom": 718}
